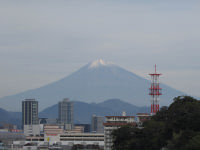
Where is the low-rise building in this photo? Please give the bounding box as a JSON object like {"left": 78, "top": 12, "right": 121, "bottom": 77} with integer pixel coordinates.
{"left": 137, "top": 113, "right": 151, "bottom": 126}
{"left": 44, "top": 125, "right": 64, "bottom": 142}
{"left": 0, "top": 132, "right": 25, "bottom": 149}
{"left": 74, "top": 124, "right": 91, "bottom": 133}
{"left": 69, "top": 125, "right": 84, "bottom": 133}
{"left": 23, "top": 125, "right": 40, "bottom": 137}
{"left": 13, "top": 132, "right": 104, "bottom": 149}
{"left": 104, "top": 115, "right": 137, "bottom": 150}
{"left": 60, "top": 133, "right": 104, "bottom": 146}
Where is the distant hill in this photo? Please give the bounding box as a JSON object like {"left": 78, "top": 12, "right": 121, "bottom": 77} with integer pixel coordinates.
{"left": 39, "top": 99, "right": 149, "bottom": 124}
{"left": 0, "top": 108, "right": 21, "bottom": 128}
{"left": 0, "top": 59, "right": 185, "bottom": 111}
{"left": 0, "top": 99, "right": 149, "bottom": 126}
{"left": 98, "top": 99, "right": 149, "bottom": 115}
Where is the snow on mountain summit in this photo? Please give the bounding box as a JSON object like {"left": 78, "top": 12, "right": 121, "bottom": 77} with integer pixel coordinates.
{"left": 88, "top": 59, "right": 114, "bottom": 68}
{"left": 0, "top": 58, "right": 185, "bottom": 111}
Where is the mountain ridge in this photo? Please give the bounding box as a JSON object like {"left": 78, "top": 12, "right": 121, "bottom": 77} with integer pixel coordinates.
{"left": 0, "top": 60, "right": 185, "bottom": 111}
{"left": 39, "top": 98, "right": 150, "bottom": 124}
{"left": 0, "top": 99, "right": 150, "bottom": 127}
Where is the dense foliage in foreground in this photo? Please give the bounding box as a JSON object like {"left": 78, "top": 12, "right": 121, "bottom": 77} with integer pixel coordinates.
{"left": 112, "top": 96, "right": 200, "bottom": 150}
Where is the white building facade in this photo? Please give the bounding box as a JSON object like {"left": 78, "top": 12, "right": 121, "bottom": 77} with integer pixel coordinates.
{"left": 58, "top": 98, "right": 74, "bottom": 130}
{"left": 104, "top": 116, "right": 137, "bottom": 150}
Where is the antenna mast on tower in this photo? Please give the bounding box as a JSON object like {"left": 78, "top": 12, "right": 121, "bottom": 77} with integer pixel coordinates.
{"left": 149, "top": 65, "right": 162, "bottom": 115}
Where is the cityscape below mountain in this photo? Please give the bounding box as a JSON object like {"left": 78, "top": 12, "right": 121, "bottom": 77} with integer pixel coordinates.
{"left": 0, "top": 60, "right": 197, "bottom": 150}
{"left": 0, "top": 98, "right": 149, "bottom": 128}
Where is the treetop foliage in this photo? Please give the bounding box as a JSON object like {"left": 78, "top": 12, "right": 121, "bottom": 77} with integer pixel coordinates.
{"left": 112, "top": 96, "right": 200, "bottom": 150}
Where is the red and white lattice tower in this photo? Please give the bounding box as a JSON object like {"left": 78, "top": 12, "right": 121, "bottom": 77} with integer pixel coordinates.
{"left": 149, "top": 65, "right": 162, "bottom": 115}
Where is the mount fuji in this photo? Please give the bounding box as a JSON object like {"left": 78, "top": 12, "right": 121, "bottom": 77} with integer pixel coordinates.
{"left": 0, "top": 59, "right": 184, "bottom": 111}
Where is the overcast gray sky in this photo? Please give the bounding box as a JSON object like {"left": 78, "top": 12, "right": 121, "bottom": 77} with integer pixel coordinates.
{"left": 0, "top": 0, "right": 200, "bottom": 98}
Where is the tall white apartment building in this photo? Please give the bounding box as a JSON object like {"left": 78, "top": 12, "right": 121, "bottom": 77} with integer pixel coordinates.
{"left": 58, "top": 98, "right": 74, "bottom": 130}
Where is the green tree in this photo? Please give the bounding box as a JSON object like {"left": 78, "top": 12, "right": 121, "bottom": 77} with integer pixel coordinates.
{"left": 185, "top": 133, "right": 200, "bottom": 150}
{"left": 112, "top": 125, "right": 144, "bottom": 150}
{"left": 167, "top": 96, "right": 200, "bottom": 132}
{"left": 143, "top": 120, "right": 166, "bottom": 150}
{"left": 112, "top": 96, "right": 200, "bottom": 150}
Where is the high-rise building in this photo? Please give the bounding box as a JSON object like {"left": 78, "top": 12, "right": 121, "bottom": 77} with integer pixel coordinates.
{"left": 22, "top": 99, "right": 40, "bottom": 136}
{"left": 91, "top": 115, "right": 104, "bottom": 133}
{"left": 22, "top": 99, "right": 38, "bottom": 125}
{"left": 58, "top": 98, "right": 73, "bottom": 130}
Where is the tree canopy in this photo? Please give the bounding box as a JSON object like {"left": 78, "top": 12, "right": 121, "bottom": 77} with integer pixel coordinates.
{"left": 112, "top": 96, "right": 200, "bottom": 150}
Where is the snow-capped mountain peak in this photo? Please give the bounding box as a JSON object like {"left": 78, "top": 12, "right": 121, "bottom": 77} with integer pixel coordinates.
{"left": 88, "top": 59, "right": 114, "bottom": 68}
